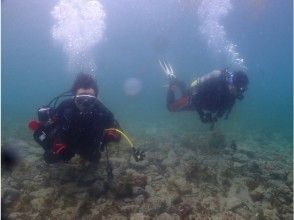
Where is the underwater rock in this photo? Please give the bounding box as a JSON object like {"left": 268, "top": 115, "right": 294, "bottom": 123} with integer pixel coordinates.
{"left": 203, "top": 196, "right": 222, "bottom": 213}
{"left": 286, "top": 171, "right": 293, "bottom": 187}
{"left": 247, "top": 161, "right": 263, "bottom": 174}
{"left": 32, "top": 174, "right": 45, "bottom": 183}
{"left": 168, "top": 192, "right": 182, "bottom": 206}
{"left": 155, "top": 212, "right": 180, "bottom": 220}
{"left": 245, "top": 178, "right": 259, "bottom": 191}
{"left": 249, "top": 186, "right": 264, "bottom": 202}
{"left": 25, "top": 155, "right": 41, "bottom": 164}
{"left": 277, "top": 204, "right": 293, "bottom": 215}
{"left": 134, "top": 194, "right": 145, "bottom": 205}
{"left": 76, "top": 200, "right": 92, "bottom": 217}
{"left": 142, "top": 197, "right": 167, "bottom": 216}
{"left": 30, "top": 187, "right": 54, "bottom": 198}
{"left": 234, "top": 162, "right": 245, "bottom": 169}
{"left": 167, "top": 177, "right": 192, "bottom": 195}
{"left": 88, "top": 180, "right": 107, "bottom": 199}
{"left": 153, "top": 175, "right": 164, "bottom": 182}
{"left": 110, "top": 157, "right": 128, "bottom": 166}
{"left": 119, "top": 204, "right": 140, "bottom": 215}
{"left": 195, "top": 201, "right": 212, "bottom": 216}
{"left": 57, "top": 207, "right": 77, "bottom": 219}
{"left": 223, "top": 147, "right": 235, "bottom": 156}
{"left": 133, "top": 186, "right": 147, "bottom": 197}
{"left": 238, "top": 149, "right": 255, "bottom": 159}
{"left": 177, "top": 203, "right": 193, "bottom": 217}
{"left": 75, "top": 192, "right": 89, "bottom": 201}
{"left": 222, "top": 178, "right": 232, "bottom": 192}
{"left": 130, "top": 213, "right": 150, "bottom": 220}
{"left": 269, "top": 170, "right": 287, "bottom": 181}
{"left": 233, "top": 153, "right": 248, "bottom": 163}
{"left": 30, "top": 197, "right": 46, "bottom": 211}
{"left": 221, "top": 165, "right": 234, "bottom": 178}
{"left": 112, "top": 175, "right": 134, "bottom": 198}
{"left": 132, "top": 173, "right": 148, "bottom": 188}
{"left": 58, "top": 182, "right": 79, "bottom": 197}
{"left": 218, "top": 211, "right": 245, "bottom": 220}
{"left": 162, "top": 149, "right": 178, "bottom": 167}
{"left": 102, "top": 214, "right": 128, "bottom": 220}
{"left": 230, "top": 140, "right": 238, "bottom": 151}
{"left": 208, "top": 130, "right": 226, "bottom": 149}
{"left": 7, "top": 212, "right": 23, "bottom": 219}
{"left": 280, "top": 213, "right": 293, "bottom": 220}
{"left": 3, "top": 187, "right": 20, "bottom": 206}
{"left": 53, "top": 169, "right": 80, "bottom": 184}
{"left": 145, "top": 185, "right": 155, "bottom": 198}
{"left": 277, "top": 182, "right": 292, "bottom": 196}
{"left": 275, "top": 183, "right": 292, "bottom": 204}
{"left": 77, "top": 175, "right": 101, "bottom": 187}
{"left": 185, "top": 162, "right": 218, "bottom": 185}
{"left": 225, "top": 197, "right": 245, "bottom": 212}
{"left": 148, "top": 151, "right": 164, "bottom": 163}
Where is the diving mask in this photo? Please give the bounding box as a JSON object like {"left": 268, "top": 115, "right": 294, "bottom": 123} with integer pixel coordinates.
{"left": 74, "top": 94, "right": 97, "bottom": 113}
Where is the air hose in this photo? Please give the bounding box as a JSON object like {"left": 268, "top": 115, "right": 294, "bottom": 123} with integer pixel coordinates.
{"left": 104, "top": 128, "right": 134, "bottom": 148}
{"left": 104, "top": 128, "right": 145, "bottom": 162}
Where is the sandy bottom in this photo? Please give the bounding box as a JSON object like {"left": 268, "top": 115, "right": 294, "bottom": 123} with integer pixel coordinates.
{"left": 2, "top": 129, "right": 293, "bottom": 220}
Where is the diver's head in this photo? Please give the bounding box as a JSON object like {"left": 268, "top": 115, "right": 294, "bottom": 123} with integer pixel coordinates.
{"left": 71, "top": 73, "right": 99, "bottom": 96}
{"left": 71, "top": 73, "right": 98, "bottom": 113}
{"left": 227, "top": 70, "right": 249, "bottom": 100}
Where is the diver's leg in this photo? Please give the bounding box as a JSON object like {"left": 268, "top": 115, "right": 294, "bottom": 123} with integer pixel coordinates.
{"left": 167, "top": 79, "right": 190, "bottom": 111}
{"left": 166, "top": 84, "right": 176, "bottom": 111}
{"left": 175, "top": 79, "right": 189, "bottom": 96}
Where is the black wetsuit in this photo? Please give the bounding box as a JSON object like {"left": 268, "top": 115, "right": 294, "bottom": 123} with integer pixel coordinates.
{"left": 167, "top": 70, "right": 236, "bottom": 123}
{"left": 34, "top": 98, "right": 119, "bottom": 163}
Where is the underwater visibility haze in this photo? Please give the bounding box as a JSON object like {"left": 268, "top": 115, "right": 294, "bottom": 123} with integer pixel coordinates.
{"left": 1, "top": 0, "right": 293, "bottom": 219}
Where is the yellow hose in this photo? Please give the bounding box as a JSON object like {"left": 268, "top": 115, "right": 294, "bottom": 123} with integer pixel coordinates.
{"left": 105, "top": 128, "right": 134, "bottom": 148}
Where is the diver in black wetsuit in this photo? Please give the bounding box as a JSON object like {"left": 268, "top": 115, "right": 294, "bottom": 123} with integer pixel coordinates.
{"left": 30, "top": 73, "right": 121, "bottom": 164}
{"left": 159, "top": 61, "right": 249, "bottom": 128}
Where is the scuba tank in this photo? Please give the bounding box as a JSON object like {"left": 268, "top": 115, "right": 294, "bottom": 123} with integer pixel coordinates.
{"left": 37, "top": 107, "right": 55, "bottom": 123}
{"left": 37, "top": 91, "right": 73, "bottom": 123}
{"left": 32, "top": 91, "right": 73, "bottom": 150}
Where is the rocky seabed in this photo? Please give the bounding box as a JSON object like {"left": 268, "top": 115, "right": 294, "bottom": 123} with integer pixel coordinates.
{"left": 2, "top": 131, "right": 293, "bottom": 220}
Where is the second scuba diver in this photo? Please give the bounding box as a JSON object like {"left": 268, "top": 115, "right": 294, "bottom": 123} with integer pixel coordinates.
{"left": 159, "top": 61, "right": 249, "bottom": 129}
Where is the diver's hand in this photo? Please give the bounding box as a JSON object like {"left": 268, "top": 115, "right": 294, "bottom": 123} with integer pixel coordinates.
{"left": 159, "top": 60, "right": 176, "bottom": 81}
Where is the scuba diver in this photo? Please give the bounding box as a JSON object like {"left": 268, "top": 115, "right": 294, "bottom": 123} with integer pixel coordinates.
{"left": 159, "top": 61, "right": 249, "bottom": 129}
{"left": 29, "top": 73, "right": 144, "bottom": 166}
